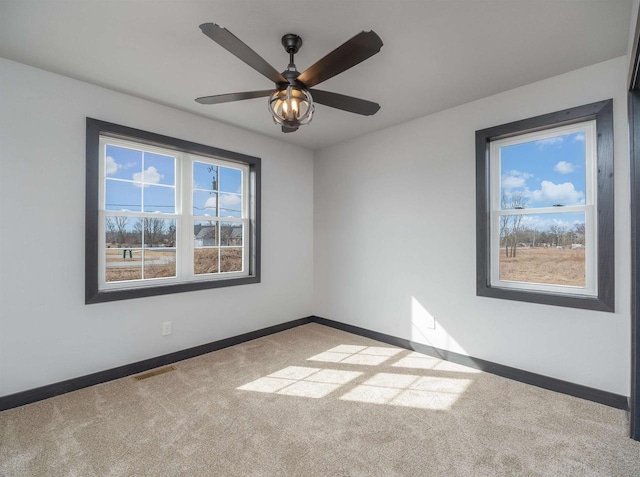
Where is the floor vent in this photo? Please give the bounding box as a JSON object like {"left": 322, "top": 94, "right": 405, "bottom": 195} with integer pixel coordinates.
{"left": 132, "top": 365, "right": 176, "bottom": 381}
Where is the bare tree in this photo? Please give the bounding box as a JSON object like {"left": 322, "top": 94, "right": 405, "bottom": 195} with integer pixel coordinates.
{"left": 574, "top": 222, "right": 585, "bottom": 245}
{"left": 133, "top": 218, "right": 143, "bottom": 238}
{"left": 144, "top": 218, "right": 166, "bottom": 247}
{"left": 106, "top": 216, "right": 129, "bottom": 245}
{"left": 167, "top": 222, "right": 176, "bottom": 247}
{"left": 500, "top": 193, "right": 511, "bottom": 258}
{"left": 519, "top": 227, "right": 537, "bottom": 247}
{"left": 549, "top": 224, "right": 566, "bottom": 247}
{"left": 504, "top": 192, "right": 528, "bottom": 257}
{"left": 106, "top": 217, "right": 116, "bottom": 244}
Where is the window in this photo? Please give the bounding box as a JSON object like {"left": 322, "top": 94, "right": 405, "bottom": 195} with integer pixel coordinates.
{"left": 476, "top": 100, "right": 614, "bottom": 311}
{"left": 86, "top": 119, "right": 260, "bottom": 303}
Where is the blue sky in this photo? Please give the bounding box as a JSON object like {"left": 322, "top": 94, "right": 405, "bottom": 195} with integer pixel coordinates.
{"left": 499, "top": 131, "right": 586, "bottom": 231}
{"left": 193, "top": 161, "right": 242, "bottom": 218}
{"left": 105, "top": 145, "right": 176, "bottom": 213}
{"left": 500, "top": 131, "right": 586, "bottom": 208}
{"left": 104, "top": 146, "right": 243, "bottom": 217}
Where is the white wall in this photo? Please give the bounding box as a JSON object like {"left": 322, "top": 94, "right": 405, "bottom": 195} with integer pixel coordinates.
{"left": 1, "top": 53, "right": 632, "bottom": 398}
{"left": 314, "top": 56, "right": 631, "bottom": 395}
{"left": 0, "top": 59, "right": 314, "bottom": 396}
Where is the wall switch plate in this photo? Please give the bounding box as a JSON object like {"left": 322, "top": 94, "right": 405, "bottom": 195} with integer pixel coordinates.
{"left": 162, "top": 321, "right": 172, "bottom": 336}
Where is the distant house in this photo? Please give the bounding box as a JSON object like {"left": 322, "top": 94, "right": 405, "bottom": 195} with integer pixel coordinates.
{"left": 194, "top": 225, "right": 242, "bottom": 247}
{"left": 194, "top": 226, "right": 216, "bottom": 247}
{"left": 221, "top": 225, "right": 243, "bottom": 246}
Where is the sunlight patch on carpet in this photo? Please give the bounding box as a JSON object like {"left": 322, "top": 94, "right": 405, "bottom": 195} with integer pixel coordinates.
{"left": 392, "top": 352, "right": 482, "bottom": 373}
{"left": 340, "top": 374, "right": 472, "bottom": 410}
{"left": 237, "top": 366, "right": 363, "bottom": 398}
{"left": 237, "top": 345, "right": 475, "bottom": 409}
{"left": 307, "top": 344, "right": 401, "bottom": 366}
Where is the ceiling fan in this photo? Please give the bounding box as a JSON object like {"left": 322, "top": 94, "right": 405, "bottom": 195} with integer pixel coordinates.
{"left": 195, "top": 23, "right": 383, "bottom": 133}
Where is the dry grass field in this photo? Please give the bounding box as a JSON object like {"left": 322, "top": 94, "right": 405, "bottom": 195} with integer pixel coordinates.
{"left": 104, "top": 248, "right": 243, "bottom": 281}
{"left": 499, "top": 247, "right": 585, "bottom": 287}
{"left": 194, "top": 248, "right": 242, "bottom": 274}
{"left": 105, "top": 249, "right": 176, "bottom": 282}
{"left": 194, "top": 248, "right": 218, "bottom": 275}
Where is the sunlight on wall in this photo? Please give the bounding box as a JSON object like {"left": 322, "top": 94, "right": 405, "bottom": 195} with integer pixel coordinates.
{"left": 411, "top": 296, "right": 468, "bottom": 354}
{"left": 411, "top": 296, "right": 436, "bottom": 331}
{"left": 237, "top": 344, "right": 477, "bottom": 410}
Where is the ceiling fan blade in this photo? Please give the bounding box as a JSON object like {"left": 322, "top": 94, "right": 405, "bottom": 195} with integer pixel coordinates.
{"left": 310, "top": 90, "right": 380, "bottom": 115}
{"left": 199, "top": 23, "right": 286, "bottom": 84}
{"left": 195, "top": 90, "right": 273, "bottom": 105}
{"left": 297, "top": 31, "right": 383, "bottom": 88}
{"left": 282, "top": 125, "right": 298, "bottom": 133}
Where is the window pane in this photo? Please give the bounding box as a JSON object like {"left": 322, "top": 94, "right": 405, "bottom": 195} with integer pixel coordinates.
{"left": 500, "top": 130, "right": 586, "bottom": 210}
{"left": 218, "top": 193, "right": 242, "bottom": 218}
{"left": 193, "top": 190, "right": 217, "bottom": 217}
{"left": 499, "top": 212, "right": 586, "bottom": 287}
{"left": 143, "top": 185, "right": 175, "bottom": 214}
{"left": 141, "top": 218, "right": 175, "bottom": 247}
{"left": 194, "top": 221, "right": 217, "bottom": 247}
{"left": 193, "top": 162, "right": 218, "bottom": 191}
{"left": 220, "top": 222, "right": 243, "bottom": 246}
{"left": 144, "top": 248, "right": 176, "bottom": 279}
{"left": 105, "top": 145, "right": 142, "bottom": 180}
{"left": 105, "top": 248, "right": 142, "bottom": 282}
{"left": 105, "top": 179, "right": 142, "bottom": 212}
{"left": 221, "top": 248, "right": 243, "bottom": 272}
{"left": 144, "top": 152, "right": 175, "bottom": 185}
{"left": 219, "top": 166, "right": 242, "bottom": 193}
{"left": 105, "top": 216, "right": 142, "bottom": 247}
{"left": 194, "top": 248, "right": 219, "bottom": 274}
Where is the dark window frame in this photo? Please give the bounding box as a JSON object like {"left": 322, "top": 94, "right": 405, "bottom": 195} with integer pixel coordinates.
{"left": 476, "top": 100, "right": 614, "bottom": 312}
{"left": 86, "top": 118, "right": 261, "bottom": 304}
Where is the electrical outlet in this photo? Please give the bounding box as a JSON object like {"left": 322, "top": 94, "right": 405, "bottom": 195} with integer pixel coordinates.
{"left": 162, "top": 321, "right": 172, "bottom": 336}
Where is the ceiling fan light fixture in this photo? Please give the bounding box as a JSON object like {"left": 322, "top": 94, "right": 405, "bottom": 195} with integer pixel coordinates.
{"left": 268, "top": 85, "right": 314, "bottom": 128}
{"left": 196, "top": 24, "right": 382, "bottom": 133}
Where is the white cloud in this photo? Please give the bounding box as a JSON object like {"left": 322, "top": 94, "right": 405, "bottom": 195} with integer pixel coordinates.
{"left": 106, "top": 157, "right": 137, "bottom": 176}
{"left": 220, "top": 193, "right": 241, "bottom": 206}
{"left": 520, "top": 215, "right": 577, "bottom": 231}
{"left": 520, "top": 215, "right": 550, "bottom": 230}
{"left": 530, "top": 180, "right": 584, "bottom": 205}
{"left": 133, "top": 166, "right": 163, "bottom": 185}
{"left": 204, "top": 196, "right": 217, "bottom": 211}
{"left": 200, "top": 194, "right": 241, "bottom": 215}
{"left": 536, "top": 136, "right": 563, "bottom": 149}
{"left": 106, "top": 156, "right": 119, "bottom": 175}
{"left": 553, "top": 161, "right": 575, "bottom": 174}
{"left": 573, "top": 133, "right": 585, "bottom": 142}
{"left": 501, "top": 170, "right": 533, "bottom": 189}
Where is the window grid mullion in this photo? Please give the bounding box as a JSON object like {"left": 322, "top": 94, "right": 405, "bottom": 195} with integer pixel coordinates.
{"left": 97, "top": 137, "right": 251, "bottom": 290}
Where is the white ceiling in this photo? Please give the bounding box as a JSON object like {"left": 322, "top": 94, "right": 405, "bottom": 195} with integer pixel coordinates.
{"left": 0, "top": 0, "right": 632, "bottom": 150}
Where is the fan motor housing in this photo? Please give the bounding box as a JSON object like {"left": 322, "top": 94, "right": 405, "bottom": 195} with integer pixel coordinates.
{"left": 281, "top": 34, "right": 302, "bottom": 54}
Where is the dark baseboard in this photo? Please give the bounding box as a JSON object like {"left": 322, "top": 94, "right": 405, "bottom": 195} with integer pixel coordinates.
{"left": 1, "top": 314, "right": 628, "bottom": 413}
{"left": 0, "top": 316, "right": 313, "bottom": 412}
{"left": 311, "top": 316, "right": 629, "bottom": 411}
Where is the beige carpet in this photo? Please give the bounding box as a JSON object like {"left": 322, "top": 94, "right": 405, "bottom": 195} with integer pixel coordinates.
{"left": 1, "top": 323, "right": 638, "bottom": 476}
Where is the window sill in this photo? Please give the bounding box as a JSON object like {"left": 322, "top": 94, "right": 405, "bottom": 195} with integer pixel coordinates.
{"left": 477, "top": 283, "right": 614, "bottom": 312}
{"left": 86, "top": 275, "right": 260, "bottom": 304}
